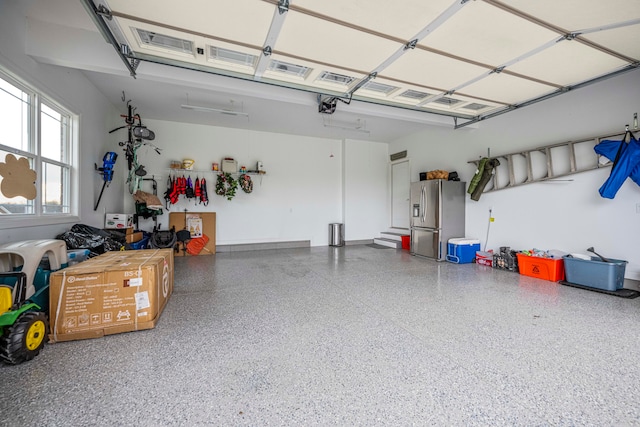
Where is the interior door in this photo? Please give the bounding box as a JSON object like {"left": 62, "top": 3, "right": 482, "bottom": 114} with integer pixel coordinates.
{"left": 391, "top": 160, "right": 410, "bottom": 229}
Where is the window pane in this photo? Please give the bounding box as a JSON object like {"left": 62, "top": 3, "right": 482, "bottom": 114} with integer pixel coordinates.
{"left": 0, "top": 150, "right": 35, "bottom": 214}
{"left": 42, "top": 162, "right": 69, "bottom": 214}
{"left": 0, "top": 69, "right": 76, "bottom": 220}
{"left": 0, "top": 77, "right": 31, "bottom": 152}
{"left": 41, "top": 103, "right": 67, "bottom": 162}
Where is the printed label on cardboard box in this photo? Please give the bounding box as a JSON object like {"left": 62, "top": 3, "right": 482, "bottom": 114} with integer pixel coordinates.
{"left": 125, "top": 277, "right": 143, "bottom": 287}
{"left": 135, "top": 291, "right": 150, "bottom": 310}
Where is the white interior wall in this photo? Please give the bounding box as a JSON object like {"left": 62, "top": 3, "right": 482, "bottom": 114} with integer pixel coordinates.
{"left": 0, "top": 1, "right": 119, "bottom": 245}
{"left": 390, "top": 69, "right": 640, "bottom": 280}
{"left": 344, "top": 139, "right": 390, "bottom": 241}
{"left": 125, "top": 119, "right": 388, "bottom": 246}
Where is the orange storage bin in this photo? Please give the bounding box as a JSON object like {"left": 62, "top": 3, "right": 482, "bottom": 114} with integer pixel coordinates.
{"left": 516, "top": 253, "right": 565, "bottom": 282}
{"left": 401, "top": 235, "right": 410, "bottom": 250}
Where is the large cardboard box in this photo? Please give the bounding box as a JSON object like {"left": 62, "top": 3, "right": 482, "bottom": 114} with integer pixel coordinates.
{"left": 49, "top": 249, "right": 174, "bottom": 343}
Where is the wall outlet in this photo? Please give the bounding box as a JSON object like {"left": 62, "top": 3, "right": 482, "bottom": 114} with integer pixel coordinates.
{"left": 636, "top": 203, "right": 640, "bottom": 214}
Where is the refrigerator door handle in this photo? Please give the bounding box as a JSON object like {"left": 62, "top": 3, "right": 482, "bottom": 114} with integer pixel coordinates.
{"left": 421, "top": 187, "right": 424, "bottom": 222}
{"left": 419, "top": 186, "right": 423, "bottom": 222}
{"left": 418, "top": 186, "right": 421, "bottom": 221}
{"left": 420, "top": 186, "right": 427, "bottom": 223}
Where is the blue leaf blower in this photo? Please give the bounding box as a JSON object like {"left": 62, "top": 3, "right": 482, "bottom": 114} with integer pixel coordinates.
{"left": 94, "top": 152, "right": 118, "bottom": 210}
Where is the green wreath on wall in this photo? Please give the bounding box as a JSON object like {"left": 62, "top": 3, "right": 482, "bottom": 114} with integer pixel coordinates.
{"left": 215, "top": 173, "right": 238, "bottom": 201}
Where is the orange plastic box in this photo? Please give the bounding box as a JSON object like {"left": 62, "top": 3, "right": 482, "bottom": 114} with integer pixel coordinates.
{"left": 516, "top": 253, "right": 565, "bottom": 282}
{"left": 401, "top": 235, "right": 410, "bottom": 250}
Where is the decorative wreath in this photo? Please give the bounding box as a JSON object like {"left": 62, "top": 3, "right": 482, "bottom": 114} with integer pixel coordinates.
{"left": 215, "top": 173, "right": 238, "bottom": 200}
{"left": 239, "top": 174, "right": 253, "bottom": 194}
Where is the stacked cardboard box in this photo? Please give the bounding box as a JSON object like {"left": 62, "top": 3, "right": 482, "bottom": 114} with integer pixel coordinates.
{"left": 124, "top": 228, "right": 143, "bottom": 244}
{"left": 49, "top": 249, "right": 173, "bottom": 343}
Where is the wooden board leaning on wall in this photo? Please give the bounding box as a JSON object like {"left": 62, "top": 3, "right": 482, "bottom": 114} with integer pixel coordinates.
{"left": 169, "top": 212, "right": 216, "bottom": 256}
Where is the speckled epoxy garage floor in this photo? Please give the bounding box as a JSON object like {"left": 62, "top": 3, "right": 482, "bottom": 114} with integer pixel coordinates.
{"left": 2, "top": 245, "right": 640, "bottom": 426}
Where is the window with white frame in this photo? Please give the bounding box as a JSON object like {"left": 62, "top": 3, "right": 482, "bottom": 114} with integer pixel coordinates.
{"left": 0, "top": 69, "right": 76, "bottom": 219}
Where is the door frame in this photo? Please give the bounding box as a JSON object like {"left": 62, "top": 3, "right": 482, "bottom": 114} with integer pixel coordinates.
{"left": 390, "top": 158, "right": 410, "bottom": 230}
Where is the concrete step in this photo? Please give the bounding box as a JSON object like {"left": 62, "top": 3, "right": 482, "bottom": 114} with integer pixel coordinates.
{"left": 380, "top": 231, "right": 409, "bottom": 242}
{"left": 373, "top": 238, "right": 402, "bottom": 249}
{"left": 380, "top": 231, "right": 402, "bottom": 242}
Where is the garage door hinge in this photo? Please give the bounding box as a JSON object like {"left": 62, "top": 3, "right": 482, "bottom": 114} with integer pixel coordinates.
{"left": 278, "top": 0, "right": 289, "bottom": 14}
{"left": 96, "top": 4, "right": 112, "bottom": 20}
{"left": 404, "top": 39, "right": 418, "bottom": 50}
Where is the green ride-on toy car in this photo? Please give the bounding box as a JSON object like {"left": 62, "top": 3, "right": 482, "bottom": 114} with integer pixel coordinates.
{"left": 0, "top": 240, "right": 68, "bottom": 365}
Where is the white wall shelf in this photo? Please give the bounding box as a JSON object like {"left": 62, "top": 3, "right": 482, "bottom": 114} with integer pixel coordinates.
{"left": 167, "top": 168, "right": 266, "bottom": 176}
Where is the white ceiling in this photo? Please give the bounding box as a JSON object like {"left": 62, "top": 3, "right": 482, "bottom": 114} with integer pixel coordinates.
{"left": 79, "top": 66, "right": 441, "bottom": 142}
{"left": 21, "top": 0, "right": 640, "bottom": 141}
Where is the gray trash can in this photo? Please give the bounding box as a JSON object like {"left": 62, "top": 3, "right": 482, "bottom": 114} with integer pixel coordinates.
{"left": 329, "top": 223, "right": 344, "bottom": 247}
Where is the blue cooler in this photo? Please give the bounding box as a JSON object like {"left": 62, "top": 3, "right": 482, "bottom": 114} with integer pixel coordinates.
{"left": 446, "top": 238, "right": 481, "bottom": 264}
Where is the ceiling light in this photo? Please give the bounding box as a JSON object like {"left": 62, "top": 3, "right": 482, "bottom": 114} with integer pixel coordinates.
{"left": 181, "top": 104, "right": 249, "bottom": 117}
{"left": 323, "top": 123, "right": 370, "bottom": 134}
{"left": 322, "top": 117, "right": 370, "bottom": 134}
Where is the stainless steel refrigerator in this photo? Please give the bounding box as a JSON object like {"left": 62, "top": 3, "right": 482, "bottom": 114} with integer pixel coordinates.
{"left": 410, "top": 179, "right": 465, "bottom": 260}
